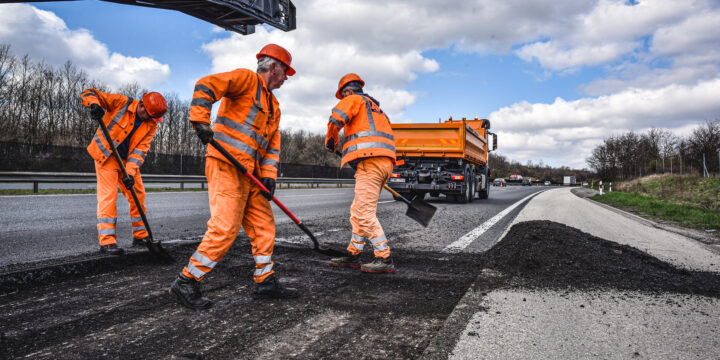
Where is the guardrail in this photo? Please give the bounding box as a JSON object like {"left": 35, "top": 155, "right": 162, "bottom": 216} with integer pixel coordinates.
{"left": 0, "top": 171, "right": 354, "bottom": 192}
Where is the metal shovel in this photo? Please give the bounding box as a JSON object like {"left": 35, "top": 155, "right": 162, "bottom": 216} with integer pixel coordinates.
{"left": 94, "top": 114, "right": 173, "bottom": 262}
{"left": 334, "top": 151, "right": 436, "bottom": 227}
{"left": 209, "top": 139, "right": 346, "bottom": 257}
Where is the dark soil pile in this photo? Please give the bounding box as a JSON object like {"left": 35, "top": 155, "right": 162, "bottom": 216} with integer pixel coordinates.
{"left": 483, "top": 220, "right": 720, "bottom": 297}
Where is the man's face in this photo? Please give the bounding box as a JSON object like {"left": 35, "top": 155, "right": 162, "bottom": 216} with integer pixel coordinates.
{"left": 341, "top": 88, "right": 353, "bottom": 98}
{"left": 137, "top": 103, "right": 150, "bottom": 121}
{"left": 138, "top": 103, "right": 161, "bottom": 122}
{"left": 266, "top": 62, "right": 288, "bottom": 91}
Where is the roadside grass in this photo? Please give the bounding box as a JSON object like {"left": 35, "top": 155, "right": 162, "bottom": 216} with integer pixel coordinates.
{"left": 594, "top": 174, "right": 720, "bottom": 232}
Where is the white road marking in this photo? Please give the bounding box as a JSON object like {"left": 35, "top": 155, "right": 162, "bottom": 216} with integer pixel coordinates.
{"left": 378, "top": 200, "right": 395, "bottom": 204}
{"left": 442, "top": 191, "right": 545, "bottom": 253}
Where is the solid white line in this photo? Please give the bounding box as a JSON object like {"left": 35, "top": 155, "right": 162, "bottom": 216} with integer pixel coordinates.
{"left": 378, "top": 200, "right": 395, "bottom": 204}
{"left": 442, "top": 191, "right": 545, "bottom": 253}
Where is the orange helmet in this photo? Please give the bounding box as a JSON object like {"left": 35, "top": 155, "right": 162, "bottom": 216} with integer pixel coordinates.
{"left": 141, "top": 92, "right": 167, "bottom": 123}
{"left": 336, "top": 73, "right": 364, "bottom": 99}
{"left": 256, "top": 44, "right": 295, "bottom": 76}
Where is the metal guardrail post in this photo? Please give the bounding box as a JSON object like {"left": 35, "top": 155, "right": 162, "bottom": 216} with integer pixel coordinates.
{"left": 33, "top": 182, "right": 38, "bottom": 193}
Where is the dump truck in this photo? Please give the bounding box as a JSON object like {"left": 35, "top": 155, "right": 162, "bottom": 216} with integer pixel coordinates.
{"left": 387, "top": 117, "right": 497, "bottom": 203}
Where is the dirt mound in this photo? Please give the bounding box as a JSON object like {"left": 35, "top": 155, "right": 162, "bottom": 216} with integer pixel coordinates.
{"left": 483, "top": 220, "right": 720, "bottom": 297}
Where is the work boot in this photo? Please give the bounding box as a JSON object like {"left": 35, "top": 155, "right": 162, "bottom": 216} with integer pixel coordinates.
{"left": 253, "top": 274, "right": 298, "bottom": 299}
{"left": 169, "top": 274, "right": 212, "bottom": 309}
{"left": 99, "top": 243, "right": 124, "bottom": 256}
{"left": 133, "top": 236, "right": 148, "bottom": 247}
{"left": 361, "top": 256, "right": 395, "bottom": 273}
{"left": 329, "top": 254, "right": 360, "bottom": 268}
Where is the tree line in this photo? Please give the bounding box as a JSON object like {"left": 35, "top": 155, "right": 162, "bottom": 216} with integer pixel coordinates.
{"left": 586, "top": 121, "right": 720, "bottom": 181}
{"left": 2, "top": 44, "right": 600, "bottom": 178}
{"left": 0, "top": 44, "right": 344, "bottom": 167}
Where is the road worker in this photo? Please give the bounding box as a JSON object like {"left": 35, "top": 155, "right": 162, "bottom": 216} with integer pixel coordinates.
{"left": 81, "top": 89, "right": 167, "bottom": 255}
{"left": 170, "top": 44, "right": 297, "bottom": 309}
{"left": 325, "top": 73, "right": 397, "bottom": 273}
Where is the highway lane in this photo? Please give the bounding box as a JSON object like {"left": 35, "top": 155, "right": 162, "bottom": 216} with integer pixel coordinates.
{"left": 0, "top": 185, "right": 546, "bottom": 266}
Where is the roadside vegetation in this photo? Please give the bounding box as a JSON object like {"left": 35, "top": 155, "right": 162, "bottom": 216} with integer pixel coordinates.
{"left": 593, "top": 174, "right": 720, "bottom": 232}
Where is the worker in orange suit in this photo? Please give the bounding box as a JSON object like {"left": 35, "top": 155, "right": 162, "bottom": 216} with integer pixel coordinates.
{"left": 325, "top": 73, "right": 397, "bottom": 273}
{"left": 170, "top": 44, "right": 297, "bottom": 310}
{"left": 81, "top": 89, "right": 167, "bottom": 256}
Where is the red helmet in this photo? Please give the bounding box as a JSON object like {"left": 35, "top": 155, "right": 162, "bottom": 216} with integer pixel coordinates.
{"left": 336, "top": 73, "right": 364, "bottom": 99}
{"left": 141, "top": 92, "right": 167, "bottom": 123}
{"left": 256, "top": 44, "right": 295, "bottom": 76}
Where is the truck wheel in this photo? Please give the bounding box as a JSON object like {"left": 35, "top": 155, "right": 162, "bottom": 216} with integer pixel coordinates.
{"left": 467, "top": 169, "right": 475, "bottom": 203}
{"left": 478, "top": 172, "right": 489, "bottom": 199}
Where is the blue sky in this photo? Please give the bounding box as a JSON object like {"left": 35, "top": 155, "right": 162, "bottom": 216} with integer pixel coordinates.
{"left": 1, "top": 1, "right": 719, "bottom": 168}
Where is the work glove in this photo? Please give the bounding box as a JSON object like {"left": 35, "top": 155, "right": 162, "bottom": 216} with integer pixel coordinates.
{"left": 193, "top": 122, "right": 214, "bottom": 145}
{"left": 260, "top": 177, "right": 276, "bottom": 200}
{"left": 325, "top": 138, "right": 336, "bottom": 152}
{"left": 122, "top": 176, "right": 135, "bottom": 190}
{"left": 89, "top": 104, "right": 105, "bottom": 121}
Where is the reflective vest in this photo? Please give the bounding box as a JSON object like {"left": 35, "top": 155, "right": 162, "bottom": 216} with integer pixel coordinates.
{"left": 190, "top": 68, "right": 281, "bottom": 179}
{"left": 81, "top": 89, "right": 157, "bottom": 173}
{"left": 326, "top": 93, "right": 396, "bottom": 168}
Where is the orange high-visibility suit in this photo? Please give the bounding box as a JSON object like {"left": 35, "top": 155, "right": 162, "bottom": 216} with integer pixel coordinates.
{"left": 326, "top": 93, "right": 396, "bottom": 258}
{"left": 81, "top": 89, "right": 157, "bottom": 246}
{"left": 184, "top": 68, "right": 281, "bottom": 283}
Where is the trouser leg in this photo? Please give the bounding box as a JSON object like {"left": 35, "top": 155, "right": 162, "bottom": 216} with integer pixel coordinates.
{"left": 350, "top": 157, "right": 393, "bottom": 258}
{"left": 242, "top": 186, "right": 276, "bottom": 283}
{"left": 95, "top": 160, "right": 119, "bottom": 246}
{"left": 182, "top": 157, "right": 249, "bottom": 280}
{"left": 118, "top": 167, "right": 149, "bottom": 239}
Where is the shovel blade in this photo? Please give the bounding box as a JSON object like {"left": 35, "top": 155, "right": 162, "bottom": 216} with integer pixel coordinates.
{"left": 144, "top": 239, "right": 174, "bottom": 263}
{"left": 406, "top": 198, "right": 437, "bottom": 227}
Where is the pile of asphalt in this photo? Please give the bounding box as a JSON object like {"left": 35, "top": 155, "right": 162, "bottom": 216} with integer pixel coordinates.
{"left": 483, "top": 220, "right": 720, "bottom": 297}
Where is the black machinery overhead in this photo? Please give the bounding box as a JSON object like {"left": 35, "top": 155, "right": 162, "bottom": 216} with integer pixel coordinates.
{"left": 6, "top": 0, "right": 296, "bottom": 35}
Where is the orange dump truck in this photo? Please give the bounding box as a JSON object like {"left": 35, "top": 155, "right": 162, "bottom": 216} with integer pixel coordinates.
{"left": 387, "top": 117, "right": 497, "bottom": 203}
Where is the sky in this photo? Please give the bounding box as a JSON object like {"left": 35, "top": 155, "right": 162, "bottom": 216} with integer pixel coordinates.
{"left": 1, "top": 0, "right": 719, "bottom": 169}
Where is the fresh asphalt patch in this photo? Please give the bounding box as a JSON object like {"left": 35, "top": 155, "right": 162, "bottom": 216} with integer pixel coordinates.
{"left": 0, "top": 239, "right": 484, "bottom": 359}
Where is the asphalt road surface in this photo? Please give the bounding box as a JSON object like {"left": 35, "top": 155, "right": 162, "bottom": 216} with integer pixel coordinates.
{"left": 0, "top": 185, "right": 544, "bottom": 266}
{"left": 3, "top": 186, "right": 717, "bottom": 359}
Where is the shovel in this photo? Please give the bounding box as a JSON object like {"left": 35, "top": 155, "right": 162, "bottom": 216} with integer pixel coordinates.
{"left": 209, "top": 139, "right": 346, "bottom": 257}
{"left": 93, "top": 114, "right": 173, "bottom": 262}
{"left": 334, "top": 151, "right": 436, "bottom": 227}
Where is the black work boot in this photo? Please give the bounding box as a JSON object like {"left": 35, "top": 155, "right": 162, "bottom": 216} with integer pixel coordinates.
{"left": 361, "top": 256, "right": 395, "bottom": 273}
{"left": 253, "top": 274, "right": 298, "bottom": 299}
{"left": 99, "top": 243, "right": 124, "bottom": 256}
{"left": 133, "top": 236, "right": 148, "bottom": 247}
{"left": 329, "top": 254, "right": 360, "bottom": 268}
{"left": 170, "top": 274, "right": 212, "bottom": 309}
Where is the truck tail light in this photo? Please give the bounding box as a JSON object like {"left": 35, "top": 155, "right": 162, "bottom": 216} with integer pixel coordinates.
{"left": 390, "top": 173, "right": 402, "bottom": 178}
{"left": 450, "top": 175, "right": 464, "bottom": 181}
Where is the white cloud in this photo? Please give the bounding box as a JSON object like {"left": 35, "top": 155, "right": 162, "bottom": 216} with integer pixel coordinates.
{"left": 490, "top": 78, "right": 720, "bottom": 167}
{"left": 0, "top": 3, "right": 170, "bottom": 89}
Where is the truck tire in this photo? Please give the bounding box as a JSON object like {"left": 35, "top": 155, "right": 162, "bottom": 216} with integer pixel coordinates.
{"left": 467, "top": 168, "right": 475, "bottom": 203}
{"left": 459, "top": 170, "right": 471, "bottom": 204}
{"left": 478, "top": 170, "right": 489, "bottom": 199}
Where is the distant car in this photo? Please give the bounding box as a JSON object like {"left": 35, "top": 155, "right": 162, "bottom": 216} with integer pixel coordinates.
{"left": 521, "top": 179, "right": 531, "bottom": 186}
{"left": 582, "top": 182, "right": 589, "bottom": 186}
{"left": 544, "top": 181, "right": 551, "bottom": 186}
{"left": 493, "top": 178, "right": 506, "bottom": 186}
